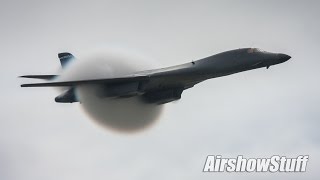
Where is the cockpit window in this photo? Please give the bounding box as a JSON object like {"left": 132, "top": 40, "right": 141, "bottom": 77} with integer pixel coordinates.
{"left": 247, "top": 48, "right": 263, "bottom": 53}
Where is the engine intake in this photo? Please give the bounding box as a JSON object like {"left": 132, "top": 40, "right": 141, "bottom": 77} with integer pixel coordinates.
{"left": 142, "top": 88, "right": 184, "bottom": 104}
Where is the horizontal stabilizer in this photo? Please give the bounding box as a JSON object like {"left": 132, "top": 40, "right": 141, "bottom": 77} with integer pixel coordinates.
{"left": 19, "top": 75, "right": 57, "bottom": 80}
{"left": 21, "top": 75, "right": 149, "bottom": 87}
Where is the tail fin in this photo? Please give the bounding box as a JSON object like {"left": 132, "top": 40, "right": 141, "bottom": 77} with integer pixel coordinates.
{"left": 58, "top": 52, "right": 75, "bottom": 68}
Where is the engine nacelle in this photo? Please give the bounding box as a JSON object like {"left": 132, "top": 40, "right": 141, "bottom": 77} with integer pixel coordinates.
{"left": 97, "top": 82, "right": 142, "bottom": 98}
{"left": 142, "top": 88, "right": 184, "bottom": 104}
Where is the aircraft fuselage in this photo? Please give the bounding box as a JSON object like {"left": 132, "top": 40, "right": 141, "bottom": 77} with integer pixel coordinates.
{"left": 140, "top": 48, "right": 290, "bottom": 92}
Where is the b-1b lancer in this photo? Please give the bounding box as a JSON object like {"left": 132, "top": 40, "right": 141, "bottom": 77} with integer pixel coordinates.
{"left": 20, "top": 48, "right": 290, "bottom": 104}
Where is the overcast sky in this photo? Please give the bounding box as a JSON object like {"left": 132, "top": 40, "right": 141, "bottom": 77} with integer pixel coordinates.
{"left": 1, "top": 0, "right": 320, "bottom": 179}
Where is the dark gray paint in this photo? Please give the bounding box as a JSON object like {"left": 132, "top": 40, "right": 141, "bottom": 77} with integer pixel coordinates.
{"left": 20, "top": 48, "right": 290, "bottom": 104}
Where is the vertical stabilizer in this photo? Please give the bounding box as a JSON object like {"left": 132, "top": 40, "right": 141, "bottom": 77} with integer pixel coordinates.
{"left": 58, "top": 52, "right": 75, "bottom": 68}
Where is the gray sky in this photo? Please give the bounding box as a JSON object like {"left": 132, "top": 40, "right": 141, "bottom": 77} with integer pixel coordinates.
{"left": 1, "top": 0, "right": 320, "bottom": 179}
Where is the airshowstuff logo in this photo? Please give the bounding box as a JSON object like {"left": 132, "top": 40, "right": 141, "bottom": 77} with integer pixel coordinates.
{"left": 203, "top": 155, "right": 308, "bottom": 172}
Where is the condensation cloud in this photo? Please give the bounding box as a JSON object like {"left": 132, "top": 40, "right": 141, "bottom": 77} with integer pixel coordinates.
{"left": 57, "top": 49, "right": 164, "bottom": 133}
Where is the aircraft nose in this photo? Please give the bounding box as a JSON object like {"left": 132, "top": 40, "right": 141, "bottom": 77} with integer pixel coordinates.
{"left": 278, "top": 53, "right": 291, "bottom": 62}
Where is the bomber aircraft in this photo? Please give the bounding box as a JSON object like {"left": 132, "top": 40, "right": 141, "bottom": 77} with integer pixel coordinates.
{"left": 20, "top": 48, "right": 290, "bottom": 104}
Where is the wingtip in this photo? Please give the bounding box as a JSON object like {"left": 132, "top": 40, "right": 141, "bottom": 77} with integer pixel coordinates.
{"left": 21, "top": 84, "right": 33, "bottom": 87}
{"left": 21, "top": 84, "right": 37, "bottom": 87}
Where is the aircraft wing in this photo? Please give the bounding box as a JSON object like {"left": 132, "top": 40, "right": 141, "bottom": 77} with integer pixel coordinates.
{"left": 20, "top": 62, "right": 197, "bottom": 88}
{"left": 20, "top": 63, "right": 201, "bottom": 104}
{"left": 21, "top": 75, "right": 149, "bottom": 87}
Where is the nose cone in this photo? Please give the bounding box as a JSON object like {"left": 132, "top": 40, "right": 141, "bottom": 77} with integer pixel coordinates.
{"left": 278, "top": 53, "right": 291, "bottom": 62}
